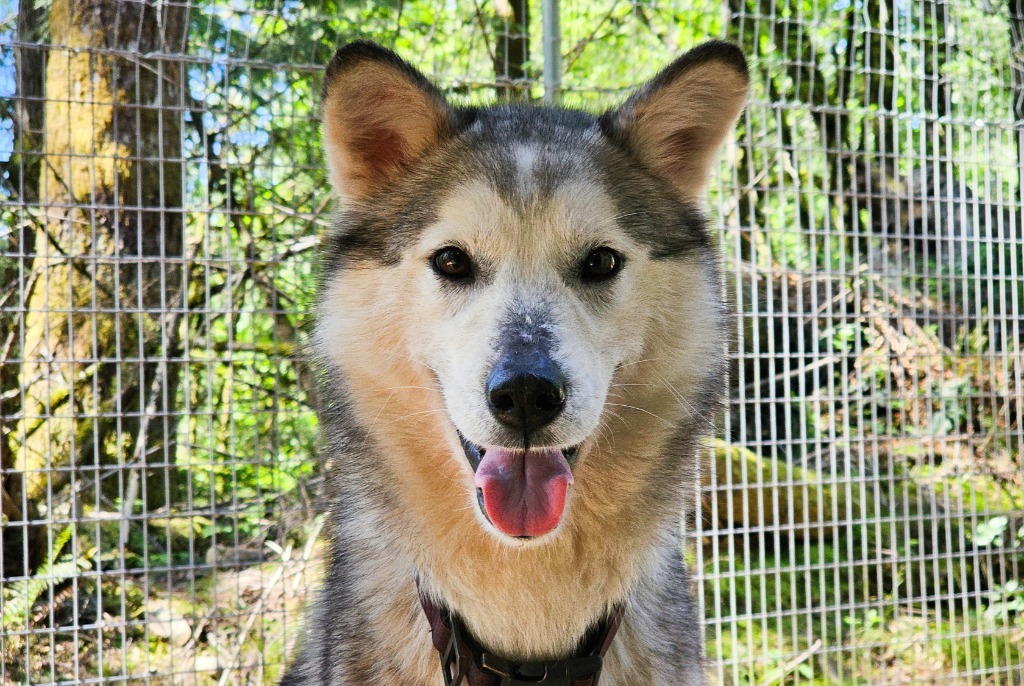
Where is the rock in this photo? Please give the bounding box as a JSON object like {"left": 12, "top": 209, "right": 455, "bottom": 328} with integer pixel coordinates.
{"left": 206, "top": 544, "right": 265, "bottom": 567}
{"left": 147, "top": 606, "right": 192, "bottom": 646}
{"left": 194, "top": 654, "right": 221, "bottom": 674}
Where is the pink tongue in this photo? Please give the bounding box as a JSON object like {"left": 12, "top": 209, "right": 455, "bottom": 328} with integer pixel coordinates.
{"left": 473, "top": 447, "right": 573, "bottom": 538}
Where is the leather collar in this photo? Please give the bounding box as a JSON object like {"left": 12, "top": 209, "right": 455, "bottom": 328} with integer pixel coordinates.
{"left": 418, "top": 588, "right": 624, "bottom": 686}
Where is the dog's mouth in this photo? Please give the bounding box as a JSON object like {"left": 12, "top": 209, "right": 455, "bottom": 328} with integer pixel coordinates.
{"left": 458, "top": 432, "right": 580, "bottom": 540}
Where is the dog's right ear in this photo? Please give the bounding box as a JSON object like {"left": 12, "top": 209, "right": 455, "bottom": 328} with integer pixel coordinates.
{"left": 321, "top": 41, "right": 455, "bottom": 202}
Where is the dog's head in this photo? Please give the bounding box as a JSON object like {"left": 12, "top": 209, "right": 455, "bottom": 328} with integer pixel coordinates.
{"left": 317, "top": 41, "right": 747, "bottom": 543}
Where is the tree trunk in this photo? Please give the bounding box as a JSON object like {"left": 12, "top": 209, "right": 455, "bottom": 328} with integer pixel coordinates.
{"left": 493, "top": 0, "right": 531, "bottom": 100}
{"left": 7, "top": 0, "right": 188, "bottom": 574}
{"left": 1011, "top": 1, "right": 1024, "bottom": 197}
{"left": 0, "top": 0, "right": 48, "bottom": 570}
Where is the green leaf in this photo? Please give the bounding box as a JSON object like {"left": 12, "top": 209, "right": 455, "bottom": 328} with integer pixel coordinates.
{"left": 973, "top": 516, "right": 1009, "bottom": 547}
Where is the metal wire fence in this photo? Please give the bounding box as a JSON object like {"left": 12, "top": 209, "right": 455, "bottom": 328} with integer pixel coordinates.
{"left": 0, "top": 0, "right": 1021, "bottom": 684}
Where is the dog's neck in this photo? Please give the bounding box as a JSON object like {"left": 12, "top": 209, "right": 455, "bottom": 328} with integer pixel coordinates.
{"left": 417, "top": 585, "right": 624, "bottom": 686}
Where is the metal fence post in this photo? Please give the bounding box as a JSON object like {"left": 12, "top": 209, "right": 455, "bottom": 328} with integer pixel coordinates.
{"left": 542, "top": 0, "right": 561, "bottom": 104}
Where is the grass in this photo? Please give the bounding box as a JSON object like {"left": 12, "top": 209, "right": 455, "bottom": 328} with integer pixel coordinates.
{"left": 700, "top": 435, "right": 1024, "bottom": 685}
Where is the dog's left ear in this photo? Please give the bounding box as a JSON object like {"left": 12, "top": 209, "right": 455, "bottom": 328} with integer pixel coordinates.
{"left": 600, "top": 41, "right": 749, "bottom": 202}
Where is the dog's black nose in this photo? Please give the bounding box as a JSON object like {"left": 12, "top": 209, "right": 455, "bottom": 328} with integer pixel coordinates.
{"left": 486, "top": 363, "right": 567, "bottom": 435}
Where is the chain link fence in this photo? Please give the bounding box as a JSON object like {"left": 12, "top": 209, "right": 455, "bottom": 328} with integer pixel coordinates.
{"left": 1, "top": 0, "right": 1022, "bottom": 683}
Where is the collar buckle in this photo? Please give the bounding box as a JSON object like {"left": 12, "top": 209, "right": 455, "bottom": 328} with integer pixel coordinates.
{"left": 439, "top": 612, "right": 467, "bottom": 685}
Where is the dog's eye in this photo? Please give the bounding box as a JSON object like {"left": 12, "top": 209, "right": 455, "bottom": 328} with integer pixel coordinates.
{"left": 432, "top": 247, "right": 473, "bottom": 280}
{"left": 581, "top": 247, "right": 622, "bottom": 281}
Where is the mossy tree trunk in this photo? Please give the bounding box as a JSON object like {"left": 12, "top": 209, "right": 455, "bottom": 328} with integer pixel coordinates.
{"left": 6, "top": 0, "right": 188, "bottom": 574}
{"left": 0, "top": 0, "right": 46, "bottom": 574}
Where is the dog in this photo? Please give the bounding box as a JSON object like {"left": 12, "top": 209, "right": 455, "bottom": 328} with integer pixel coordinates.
{"left": 281, "top": 39, "right": 748, "bottom": 686}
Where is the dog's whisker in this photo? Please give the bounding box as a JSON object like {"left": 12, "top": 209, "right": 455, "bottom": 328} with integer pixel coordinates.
{"left": 357, "top": 390, "right": 396, "bottom": 451}
{"left": 594, "top": 422, "right": 615, "bottom": 453}
{"left": 602, "top": 408, "right": 630, "bottom": 427}
{"left": 653, "top": 373, "right": 701, "bottom": 420}
{"left": 396, "top": 353, "right": 444, "bottom": 378}
{"left": 373, "top": 384, "right": 440, "bottom": 394}
{"left": 391, "top": 408, "right": 449, "bottom": 423}
{"left": 603, "top": 402, "right": 675, "bottom": 427}
{"left": 614, "top": 357, "right": 664, "bottom": 370}
{"left": 606, "top": 210, "right": 651, "bottom": 223}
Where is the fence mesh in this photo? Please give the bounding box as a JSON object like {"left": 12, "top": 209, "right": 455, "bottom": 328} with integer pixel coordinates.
{"left": 1, "top": 0, "right": 1022, "bottom": 684}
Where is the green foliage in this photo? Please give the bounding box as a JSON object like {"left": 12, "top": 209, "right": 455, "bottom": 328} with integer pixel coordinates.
{"left": 984, "top": 579, "right": 1024, "bottom": 621}
{"left": 1, "top": 527, "right": 91, "bottom": 633}
{"left": 974, "top": 516, "right": 1010, "bottom": 548}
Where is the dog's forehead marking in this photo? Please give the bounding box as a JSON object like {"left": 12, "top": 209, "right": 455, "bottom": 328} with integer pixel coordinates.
{"left": 514, "top": 144, "right": 540, "bottom": 193}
